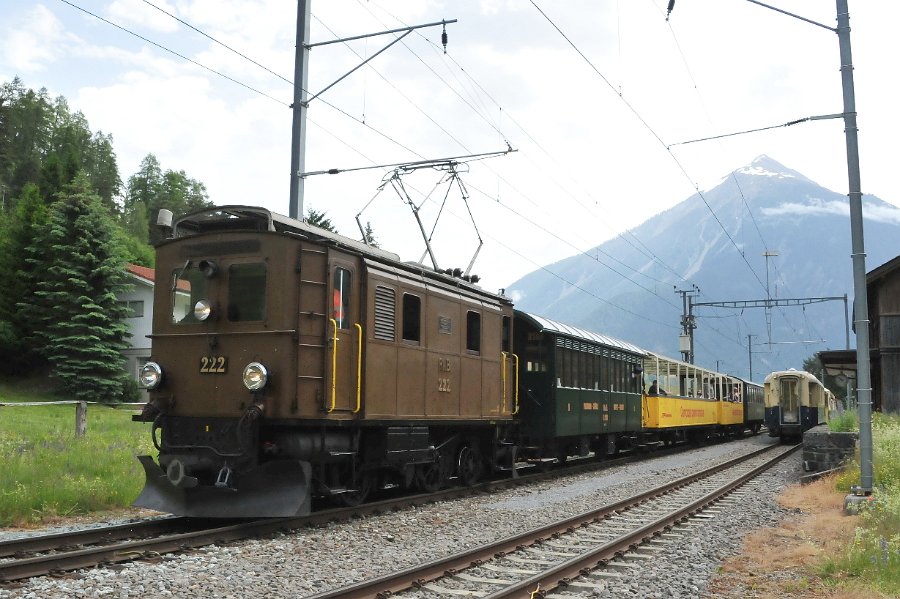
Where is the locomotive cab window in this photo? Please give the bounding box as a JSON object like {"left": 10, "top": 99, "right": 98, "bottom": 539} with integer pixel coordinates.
{"left": 333, "top": 268, "right": 352, "bottom": 329}
{"left": 227, "top": 263, "right": 266, "bottom": 321}
{"left": 466, "top": 310, "right": 481, "bottom": 353}
{"left": 402, "top": 293, "right": 421, "bottom": 343}
{"left": 172, "top": 263, "right": 209, "bottom": 324}
{"left": 501, "top": 316, "right": 511, "bottom": 353}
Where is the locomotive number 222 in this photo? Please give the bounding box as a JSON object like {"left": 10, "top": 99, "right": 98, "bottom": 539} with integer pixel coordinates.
{"left": 200, "top": 356, "right": 227, "bottom": 373}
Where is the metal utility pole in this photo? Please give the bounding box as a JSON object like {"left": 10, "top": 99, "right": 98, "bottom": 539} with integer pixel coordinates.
{"left": 289, "top": 0, "right": 311, "bottom": 220}
{"left": 836, "top": 0, "right": 873, "bottom": 497}
{"left": 675, "top": 287, "right": 699, "bottom": 363}
{"left": 287, "top": 3, "right": 457, "bottom": 221}
{"left": 745, "top": 0, "right": 874, "bottom": 499}
{"left": 763, "top": 249, "right": 779, "bottom": 344}
{"left": 747, "top": 334, "right": 757, "bottom": 380}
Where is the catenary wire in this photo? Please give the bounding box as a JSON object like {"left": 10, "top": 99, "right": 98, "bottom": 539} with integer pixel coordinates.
{"left": 364, "top": 0, "right": 694, "bottom": 287}
{"left": 529, "top": 0, "right": 770, "bottom": 298}
{"left": 64, "top": 0, "right": 749, "bottom": 351}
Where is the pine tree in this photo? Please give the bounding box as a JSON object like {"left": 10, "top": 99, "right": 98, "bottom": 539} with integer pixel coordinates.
{"left": 20, "top": 172, "right": 133, "bottom": 402}
{"left": 363, "top": 220, "right": 379, "bottom": 247}
{"left": 306, "top": 207, "right": 337, "bottom": 233}
{"left": 0, "top": 183, "right": 49, "bottom": 373}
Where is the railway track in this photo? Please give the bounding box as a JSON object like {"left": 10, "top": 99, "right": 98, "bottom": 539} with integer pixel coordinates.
{"left": 304, "top": 442, "right": 798, "bottom": 599}
{"left": 0, "top": 437, "right": 767, "bottom": 583}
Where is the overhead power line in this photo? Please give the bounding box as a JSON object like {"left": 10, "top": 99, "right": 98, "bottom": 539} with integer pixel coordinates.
{"left": 529, "top": 0, "right": 770, "bottom": 299}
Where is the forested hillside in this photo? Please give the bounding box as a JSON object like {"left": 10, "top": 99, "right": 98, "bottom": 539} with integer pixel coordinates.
{"left": 0, "top": 77, "right": 212, "bottom": 395}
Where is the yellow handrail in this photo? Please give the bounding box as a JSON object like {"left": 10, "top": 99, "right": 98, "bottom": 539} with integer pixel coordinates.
{"left": 328, "top": 318, "right": 337, "bottom": 413}
{"left": 501, "top": 352, "right": 508, "bottom": 413}
{"left": 512, "top": 352, "right": 520, "bottom": 415}
{"left": 354, "top": 323, "right": 363, "bottom": 414}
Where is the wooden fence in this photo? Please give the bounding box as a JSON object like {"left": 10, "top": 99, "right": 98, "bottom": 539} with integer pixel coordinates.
{"left": 0, "top": 401, "right": 146, "bottom": 437}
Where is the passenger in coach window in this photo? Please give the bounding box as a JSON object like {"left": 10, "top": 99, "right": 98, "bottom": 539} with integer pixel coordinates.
{"left": 648, "top": 380, "right": 659, "bottom": 395}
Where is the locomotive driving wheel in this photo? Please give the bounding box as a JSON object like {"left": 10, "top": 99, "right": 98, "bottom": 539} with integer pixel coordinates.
{"left": 456, "top": 444, "right": 483, "bottom": 486}
{"left": 415, "top": 462, "right": 443, "bottom": 493}
{"left": 336, "top": 466, "right": 375, "bottom": 507}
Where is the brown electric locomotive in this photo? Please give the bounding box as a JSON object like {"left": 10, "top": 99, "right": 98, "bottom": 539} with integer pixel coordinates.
{"left": 134, "top": 206, "right": 517, "bottom": 517}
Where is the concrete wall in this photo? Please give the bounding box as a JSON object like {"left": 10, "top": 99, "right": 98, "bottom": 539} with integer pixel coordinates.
{"left": 802, "top": 424, "right": 857, "bottom": 474}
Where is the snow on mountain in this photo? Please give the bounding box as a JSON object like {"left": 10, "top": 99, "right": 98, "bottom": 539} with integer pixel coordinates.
{"left": 508, "top": 155, "right": 900, "bottom": 378}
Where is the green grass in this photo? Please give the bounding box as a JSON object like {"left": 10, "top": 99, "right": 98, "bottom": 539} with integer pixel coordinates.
{"left": 828, "top": 408, "right": 859, "bottom": 432}
{"left": 829, "top": 413, "right": 900, "bottom": 595}
{"left": 0, "top": 379, "right": 154, "bottom": 526}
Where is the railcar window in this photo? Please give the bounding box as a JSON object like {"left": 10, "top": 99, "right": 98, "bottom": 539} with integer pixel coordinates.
{"left": 227, "top": 263, "right": 266, "bottom": 321}
{"left": 501, "top": 316, "right": 511, "bottom": 353}
{"left": 402, "top": 293, "right": 421, "bottom": 342}
{"left": 600, "top": 355, "right": 610, "bottom": 391}
{"left": 172, "top": 264, "right": 207, "bottom": 324}
{"left": 524, "top": 334, "right": 546, "bottom": 372}
{"left": 466, "top": 310, "right": 481, "bottom": 353}
{"left": 555, "top": 347, "right": 567, "bottom": 387}
{"left": 333, "top": 268, "right": 351, "bottom": 329}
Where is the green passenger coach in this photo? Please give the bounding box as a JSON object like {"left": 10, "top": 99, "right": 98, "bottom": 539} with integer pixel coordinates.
{"left": 513, "top": 311, "right": 646, "bottom": 463}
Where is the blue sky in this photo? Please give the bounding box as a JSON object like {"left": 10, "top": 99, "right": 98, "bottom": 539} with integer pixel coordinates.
{"left": 2, "top": 0, "right": 898, "bottom": 289}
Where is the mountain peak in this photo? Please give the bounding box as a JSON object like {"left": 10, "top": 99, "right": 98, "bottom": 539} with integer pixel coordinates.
{"left": 735, "top": 155, "right": 811, "bottom": 183}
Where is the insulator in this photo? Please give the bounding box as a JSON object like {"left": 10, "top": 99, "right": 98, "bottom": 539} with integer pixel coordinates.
{"left": 441, "top": 22, "right": 448, "bottom": 53}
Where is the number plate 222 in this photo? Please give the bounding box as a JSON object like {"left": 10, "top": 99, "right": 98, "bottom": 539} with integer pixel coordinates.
{"left": 200, "top": 356, "right": 227, "bottom": 373}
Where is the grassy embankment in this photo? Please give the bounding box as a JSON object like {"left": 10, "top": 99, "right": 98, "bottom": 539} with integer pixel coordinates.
{"left": 825, "top": 411, "right": 900, "bottom": 594}
{"left": 0, "top": 378, "right": 153, "bottom": 527}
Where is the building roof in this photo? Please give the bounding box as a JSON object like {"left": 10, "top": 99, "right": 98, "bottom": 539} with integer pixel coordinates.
{"left": 867, "top": 254, "right": 900, "bottom": 285}
{"left": 126, "top": 263, "right": 155, "bottom": 286}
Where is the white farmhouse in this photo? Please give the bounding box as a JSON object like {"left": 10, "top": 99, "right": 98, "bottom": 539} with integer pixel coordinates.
{"left": 121, "top": 263, "right": 155, "bottom": 391}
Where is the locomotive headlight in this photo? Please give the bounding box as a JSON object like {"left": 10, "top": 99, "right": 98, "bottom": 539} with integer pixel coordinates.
{"left": 193, "top": 299, "right": 213, "bottom": 321}
{"left": 139, "top": 362, "right": 163, "bottom": 389}
{"left": 242, "top": 362, "right": 269, "bottom": 391}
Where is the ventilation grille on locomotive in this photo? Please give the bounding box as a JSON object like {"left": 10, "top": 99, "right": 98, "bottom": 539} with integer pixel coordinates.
{"left": 374, "top": 286, "right": 396, "bottom": 341}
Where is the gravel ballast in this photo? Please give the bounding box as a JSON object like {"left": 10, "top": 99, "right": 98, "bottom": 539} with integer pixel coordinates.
{"left": 0, "top": 435, "right": 801, "bottom": 599}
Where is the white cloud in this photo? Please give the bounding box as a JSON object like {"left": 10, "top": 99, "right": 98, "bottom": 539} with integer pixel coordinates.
{"left": 105, "top": 0, "right": 180, "bottom": 34}
{"left": 1, "top": 5, "right": 73, "bottom": 71}
{"left": 761, "top": 198, "right": 900, "bottom": 225}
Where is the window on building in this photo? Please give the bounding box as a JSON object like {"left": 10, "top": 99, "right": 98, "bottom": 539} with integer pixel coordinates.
{"left": 119, "top": 300, "right": 144, "bottom": 318}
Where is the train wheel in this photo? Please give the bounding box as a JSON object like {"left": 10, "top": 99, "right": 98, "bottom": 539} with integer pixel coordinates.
{"left": 457, "top": 445, "right": 483, "bottom": 486}
{"left": 338, "top": 470, "right": 374, "bottom": 507}
{"left": 415, "top": 463, "right": 443, "bottom": 493}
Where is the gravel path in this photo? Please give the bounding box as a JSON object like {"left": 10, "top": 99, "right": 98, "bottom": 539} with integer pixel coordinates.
{"left": 0, "top": 435, "right": 801, "bottom": 599}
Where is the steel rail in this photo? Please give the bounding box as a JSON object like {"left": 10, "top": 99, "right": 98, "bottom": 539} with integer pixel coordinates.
{"left": 0, "top": 517, "right": 196, "bottom": 558}
{"left": 303, "top": 442, "right": 795, "bottom": 599}
{"left": 488, "top": 444, "right": 799, "bottom": 598}
{"left": 0, "top": 436, "right": 768, "bottom": 582}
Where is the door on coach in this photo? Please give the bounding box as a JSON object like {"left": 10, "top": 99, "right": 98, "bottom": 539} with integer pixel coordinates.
{"left": 326, "top": 257, "right": 362, "bottom": 415}
{"left": 779, "top": 376, "right": 801, "bottom": 428}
